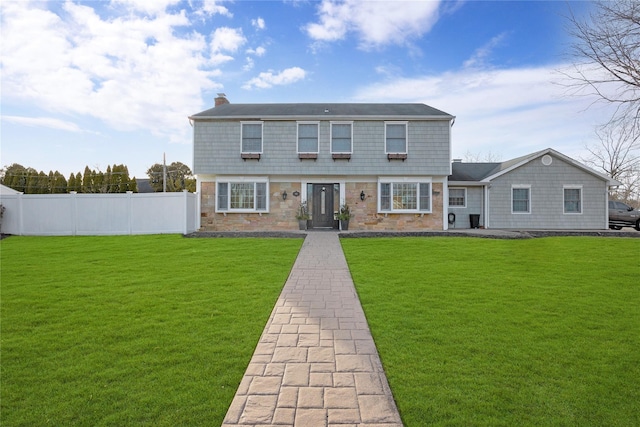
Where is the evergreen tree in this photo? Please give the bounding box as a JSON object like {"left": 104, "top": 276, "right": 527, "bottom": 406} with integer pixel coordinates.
{"left": 74, "top": 172, "right": 82, "bottom": 192}
{"left": 68, "top": 173, "right": 76, "bottom": 192}
{"left": 52, "top": 171, "right": 67, "bottom": 193}
{"left": 82, "top": 166, "right": 94, "bottom": 193}
{"left": 128, "top": 176, "right": 138, "bottom": 193}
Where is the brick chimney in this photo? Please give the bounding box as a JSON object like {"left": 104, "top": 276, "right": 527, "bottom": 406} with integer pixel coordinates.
{"left": 215, "top": 93, "right": 229, "bottom": 107}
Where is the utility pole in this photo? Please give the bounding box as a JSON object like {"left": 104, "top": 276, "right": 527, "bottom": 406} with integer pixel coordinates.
{"left": 163, "top": 153, "right": 167, "bottom": 193}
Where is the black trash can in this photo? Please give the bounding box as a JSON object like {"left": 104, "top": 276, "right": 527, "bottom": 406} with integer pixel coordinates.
{"left": 469, "top": 214, "right": 480, "bottom": 229}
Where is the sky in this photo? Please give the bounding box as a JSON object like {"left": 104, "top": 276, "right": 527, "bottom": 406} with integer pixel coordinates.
{"left": 1, "top": 0, "right": 608, "bottom": 180}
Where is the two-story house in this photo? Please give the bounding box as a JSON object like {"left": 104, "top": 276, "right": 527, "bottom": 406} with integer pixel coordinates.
{"left": 190, "top": 95, "right": 455, "bottom": 231}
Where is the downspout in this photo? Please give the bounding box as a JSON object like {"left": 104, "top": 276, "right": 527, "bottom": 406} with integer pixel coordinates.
{"left": 484, "top": 184, "right": 490, "bottom": 229}
{"left": 443, "top": 179, "right": 449, "bottom": 231}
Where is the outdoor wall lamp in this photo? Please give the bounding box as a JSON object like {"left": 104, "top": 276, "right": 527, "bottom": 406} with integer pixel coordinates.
{"left": 282, "top": 190, "right": 287, "bottom": 201}
{"left": 360, "top": 190, "right": 366, "bottom": 201}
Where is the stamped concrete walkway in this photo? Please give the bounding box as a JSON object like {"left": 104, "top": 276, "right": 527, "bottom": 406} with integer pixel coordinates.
{"left": 222, "top": 231, "right": 402, "bottom": 427}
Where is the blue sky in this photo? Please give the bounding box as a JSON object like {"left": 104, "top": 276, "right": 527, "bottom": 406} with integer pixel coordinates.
{"left": 1, "top": 0, "right": 605, "bottom": 179}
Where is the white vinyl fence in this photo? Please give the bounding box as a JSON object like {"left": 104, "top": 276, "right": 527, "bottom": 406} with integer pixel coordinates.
{"left": 0, "top": 191, "right": 199, "bottom": 236}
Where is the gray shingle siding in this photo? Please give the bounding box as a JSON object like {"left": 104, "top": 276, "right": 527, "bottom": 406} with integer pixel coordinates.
{"left": 488, "top": 155, "right": 607, "bottom": 229}
{"left": 193, "top": 119, "right": 451, "bottom": 176}
{"left": 449, "top": 186, "right": 484, "bottom": 229}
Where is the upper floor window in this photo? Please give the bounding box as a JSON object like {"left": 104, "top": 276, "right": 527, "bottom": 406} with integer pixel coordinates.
{"left": 217, "top": 179, "right": 268, "bottom": 212}
{"left": 297, "top": 122, "right": 319, "bottom": 153}
{"left": 564, "top": 186, "right": 582, "bottom": 214}
{"left": 385, "top": 122, "right": 407, "bottom": 154}
{"left": 512, "top": 185, "right": 531, "bottom": 214}
{"left": 379, "top": 178, "right": 431, "bottom": 213}
{"left": 449, "top": 188, "right": 466, "bottom": 207}
{"left": 331, "top": 122, "right": 352, "bottom": 153}
{"left": 241, "top": 122, "right": 263, "bottom": 153}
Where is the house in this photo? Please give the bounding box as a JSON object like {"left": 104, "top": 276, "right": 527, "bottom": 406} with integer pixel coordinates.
{"left": 448, "top": 148, "right": 620, "bottom": 230}
{"left": 190, "top": 95, "right": 455, "bottom": 231}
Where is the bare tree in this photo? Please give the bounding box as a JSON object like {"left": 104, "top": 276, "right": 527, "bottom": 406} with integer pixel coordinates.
{"left": 463, "top": 150, "right": 502, "bottom": 163}
{"left": 582, "top": 120, "right": 640, "bottom": 205}
{"left": 564, "top": 1, "right": 640, "bottom": 131}
{"left": 563, "top": 1, "right": 640, "bottom": 205}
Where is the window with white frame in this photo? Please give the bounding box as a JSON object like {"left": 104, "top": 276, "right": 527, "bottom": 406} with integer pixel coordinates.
{"left": 564, "top": 186, "right": 582, "bottom": 214}
{"left": 512, "top": 186, "right": 531, "bottom": 213}
{"left": 385, "top": 122, "right": 407, "bottom": 154}
{"left": 448, "top": 188, "right": 466, "bottom": 207}
{"left": 241, "top": 122, "right": 263, "bottom": 153}
{"left": 379, "top": 179, "right": 431, "bottom": 213}
{"left": 297, "top": 122, "right": 319, "bottom": 153}
{"left": 331, "top": 122, "right": 352, "bottom": 153}
{"left": 217, "top": 180, "right": 268, "bottom": 212}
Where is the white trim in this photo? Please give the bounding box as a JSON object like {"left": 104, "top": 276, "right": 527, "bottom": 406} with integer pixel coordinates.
{"left": 511, "top": 184, "right": 531, "bottom": 214}
{"left": 215, "top": 176, "right": 270, "bottom": 213}
{"left": 330, "top": 121, "right": 353, "bottom": 154}
{"left": 296, "top": 121, "right": 319, "bottom": 154}
{"left": 240, "top": 121, "right": 263, "bottom": 154}
{"left": 378, "top": 177, "right": 432, "bottom": 214}
{"left": 563, "top": 185, "right": 583, "bottom": 215}
{"left": 384, "top": 121, "right": 408, "bottom": 154}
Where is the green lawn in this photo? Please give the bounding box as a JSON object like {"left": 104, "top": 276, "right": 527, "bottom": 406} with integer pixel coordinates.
{"left": 342, "top": 237, "right": 640, "bottom": 427}
{"left": 0, "top": 235, "right": 302, "bottom": 426}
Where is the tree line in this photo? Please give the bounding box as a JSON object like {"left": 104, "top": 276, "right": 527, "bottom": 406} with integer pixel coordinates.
{"left": 0, "top": 161, "right": 196, "bottom": 194}
{"left": 0, "top": 164, "right": 138, "bottom": 194}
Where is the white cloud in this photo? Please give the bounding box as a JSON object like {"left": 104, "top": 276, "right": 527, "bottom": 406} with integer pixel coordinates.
{"left": 1, "top": 115, "right": 83, "bottom": 132}
{"left": 252, "top": 17, "right": 265, "bottom": 30}
{"left": 243, "top": 67, "right": 307, "bottom": 90}
{"left": 0, "top": 1, "right": 222, "bottom": 144}
{"left": 247, "top": 46, "right": 266, "bottom": 56}
{"left": 353, "top": 64, "right": 613, "bottom": 161}
{"left": 196, "top": 0, "right": 233, "bottom": 17}
{"left": 463, "top": 33, "right": 508, "bottom": 70}
{"left": 111, "top": 0, "right": 181, "bottom": 16}
{"left": 305, "top": 0, "right": 441, "bottom": 49}
{"left": 210, "top": 26, "right": 246, "bottom": 55}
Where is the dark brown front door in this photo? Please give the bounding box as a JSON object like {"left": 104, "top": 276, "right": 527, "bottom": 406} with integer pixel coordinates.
{"left": 311, "top": 184, "right": 334, "bottom": 228}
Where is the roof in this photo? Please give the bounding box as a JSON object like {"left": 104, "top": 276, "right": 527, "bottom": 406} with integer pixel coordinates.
{"left": 449, "top": 148, "right": 620, "bottom": 186}
{"left": 450, "top": 162, "right": 501, "bottom": 181}
{"left": 0, "top": 184, "right": 21, "bottom": 195}
{"left": 190, "top": 103, "right": 454, "bottom": 120}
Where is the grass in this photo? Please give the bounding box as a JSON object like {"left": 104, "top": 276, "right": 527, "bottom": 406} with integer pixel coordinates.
{"left": 0, "top": 235, "right": 302, "bottom": 426}
{"left": 341, "top": 237, "right": 640, "bottom": 426}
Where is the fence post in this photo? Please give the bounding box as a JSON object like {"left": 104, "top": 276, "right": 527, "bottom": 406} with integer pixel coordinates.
{"left": 18, "top": 192, "right": 24, "bottom": 236}
{"left": 126, "top": 191, "right": 133, "bottom": 235}
{"left": 69, "top": 191, "right": 78, "bottom": 236}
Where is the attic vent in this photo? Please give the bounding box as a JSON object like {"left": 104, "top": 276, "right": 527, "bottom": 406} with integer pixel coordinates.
{"left": 541, "top": 155, "right": 552, "bottom": 166}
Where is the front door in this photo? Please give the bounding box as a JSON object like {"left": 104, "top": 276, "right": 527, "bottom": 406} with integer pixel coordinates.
{"left": 311, "top": 184, "right": 335, "bottom": 228}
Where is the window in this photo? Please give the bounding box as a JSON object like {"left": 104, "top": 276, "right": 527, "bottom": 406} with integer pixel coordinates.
{"left": 298, "top": 122, "right": 319, "bottom": 153}
{"left": 217, "top": 180, "right": 268, "bottom": 212}
{"left": 385, "top": 122, "right": 407, "bottom": 154}
{"left": 512, "top": 186, "right": 530, "bottom": 213}
{"left": 448, "top": 188, "right": 466, "bottom": 207}
{"left": 379, "top": 180, "right": 431, "bottom": 213}
{"left": 331, "top": 122, "right": 352, "bottom": 153}
{"left": 564, "top": 186, "right": 582, "bottom": 214}
{"left": 241, "top": 122, "right": 262, "bottom": 153}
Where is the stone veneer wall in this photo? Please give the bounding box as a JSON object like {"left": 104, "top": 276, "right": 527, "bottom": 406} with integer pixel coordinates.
{"left": 344, "top": 182, "right": 443, "bottom": 231}
{"left": 199, "top": 181, "right": 444, "bottom": 231}
{"left": 200, "top": 182, "right": 302, "bottom": 231}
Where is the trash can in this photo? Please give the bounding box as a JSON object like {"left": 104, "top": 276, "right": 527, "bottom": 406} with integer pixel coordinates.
{"left": 469, "top": 214, "right": 480, "bottom": 229}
